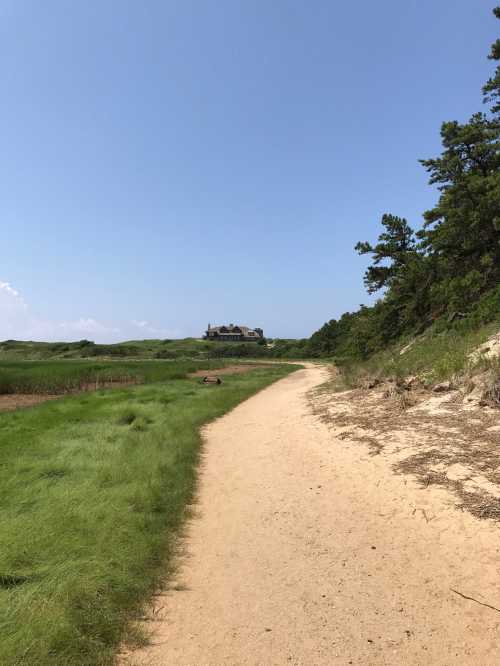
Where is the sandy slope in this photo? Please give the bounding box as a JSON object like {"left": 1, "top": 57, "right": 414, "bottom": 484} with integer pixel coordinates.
{"left": 122, "top": 365, "right": 500, "bottom": 665}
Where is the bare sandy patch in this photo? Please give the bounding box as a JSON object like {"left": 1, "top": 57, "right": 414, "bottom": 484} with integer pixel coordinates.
{"left": 188, "top": 364, "right": 271, "bottom": 378}
{"left": 314, "top": 377, "right": 500, "bottom": 521}
{"left": 120, "top": 364, "right": 500, "bottom": 665}
{"left": 0, "top": 393, "right": 60, "bottom": 412}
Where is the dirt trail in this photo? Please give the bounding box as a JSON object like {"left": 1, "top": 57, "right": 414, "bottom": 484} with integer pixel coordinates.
{"left": 122, "top": 364, "right": 500, "bottom": 665}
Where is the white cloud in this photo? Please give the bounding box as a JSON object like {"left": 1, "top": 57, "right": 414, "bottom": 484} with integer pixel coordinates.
{"left": 0, "top": 280, "right": 30, "bottom": 338}
{"left": 59, "top": 318, "right": 120, "bottom": 335}
{"left": 0, "top": 280, "right": 181, "bottom": 343}
{"left": 0, "top": 281, "right": 26, "bottom": 305}
{"left": 0, "top": 281, "right": 120, "bottom": 342}
{"left": 132, "top": 320, "right": 149, "bottom": 329}
{"left": 17, "top": 317, "right": 121, "bottom": 344}
{"left": 131, "top": 319, "right": 181, "bottom": 339}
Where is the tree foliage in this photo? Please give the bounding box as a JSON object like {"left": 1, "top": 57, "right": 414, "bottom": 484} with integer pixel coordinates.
{"left": 307, "top": 7, "right": 500, "bottom": 359}
{"left": 354, "top": 214, "right": 417, "bottom": 294}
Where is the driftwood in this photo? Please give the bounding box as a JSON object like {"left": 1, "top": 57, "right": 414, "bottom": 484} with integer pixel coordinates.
{"left": 450, "top": 588, "right": 500, "bottom": 614}
{"left": 201, "top": 376, "right": 222, "bottom": 385}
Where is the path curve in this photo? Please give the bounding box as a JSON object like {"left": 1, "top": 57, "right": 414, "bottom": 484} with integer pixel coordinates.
{"left": 123, "top": 364, "right": 500, "bottom": 665}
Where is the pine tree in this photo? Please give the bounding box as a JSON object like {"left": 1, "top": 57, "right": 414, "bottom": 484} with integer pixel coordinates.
{"left": 483, "top": 6, "right": 500, "bottom": 114}
{"left": 355, "top": 214, "right": 417, "bottom": 294}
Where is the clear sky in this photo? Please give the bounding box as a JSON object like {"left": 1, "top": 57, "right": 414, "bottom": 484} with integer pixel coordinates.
{"left": 1, "top": 0, "right": 497, "bottom": 341}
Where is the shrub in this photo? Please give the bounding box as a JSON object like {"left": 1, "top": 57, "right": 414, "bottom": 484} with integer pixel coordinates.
{"left": 116, "top": 409, "right": 138, "bottom": 425}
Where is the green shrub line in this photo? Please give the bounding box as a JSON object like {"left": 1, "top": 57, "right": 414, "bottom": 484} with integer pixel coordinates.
{"left": 0, "top": 362, "right": 298, "bottom": 665}
{"left": 0, "top": 337, "right": 311, "bottom": 362}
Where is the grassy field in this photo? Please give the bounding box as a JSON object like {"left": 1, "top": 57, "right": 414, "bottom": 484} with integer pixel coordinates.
{"left": 336, "top": 318, "right": 500, "bottom": 388}
{"left": 0, "top": 361, "right": 298, "bottom": 665}
{"left": 0, "top": 359, "right": 231, "bottom": 395}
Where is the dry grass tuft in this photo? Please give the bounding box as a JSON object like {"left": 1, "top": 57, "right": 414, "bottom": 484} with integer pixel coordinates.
{"left": 382, "top": 382, "right": 419, "bottom": 412}
{"left": 481, "top": 368, "right": 500, "bottom": 406}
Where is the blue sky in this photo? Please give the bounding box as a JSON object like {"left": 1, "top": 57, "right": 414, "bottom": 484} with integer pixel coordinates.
{"left": 1, "top": 0, "right": 497, "bottom": 341}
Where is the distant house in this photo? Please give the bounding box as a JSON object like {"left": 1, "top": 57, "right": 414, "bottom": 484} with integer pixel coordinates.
{"left": 204, "top": 323, "right": 264, "bottom": 342}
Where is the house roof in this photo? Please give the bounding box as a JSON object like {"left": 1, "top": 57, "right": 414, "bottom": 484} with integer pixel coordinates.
{"left": 207, "top": 324, "right": 260, "bottom": 336}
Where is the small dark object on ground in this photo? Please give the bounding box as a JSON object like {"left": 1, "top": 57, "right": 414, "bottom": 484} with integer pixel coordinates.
{"left": 201, "top": 376, "right": 222, "bottom": 385}
{"left": 0, "top": 574, "right": 31, "bottom": 589}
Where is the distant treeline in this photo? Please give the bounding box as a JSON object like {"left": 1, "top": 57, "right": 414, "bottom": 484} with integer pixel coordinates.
{"left": 306, "top": 7, "right": 500, "bottom": 360}
{"left": 0, "top": 339, "right": 143, "bottom": 358}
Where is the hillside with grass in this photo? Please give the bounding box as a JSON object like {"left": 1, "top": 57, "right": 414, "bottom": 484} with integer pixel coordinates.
{"left": 0, "top": 336, "right": 307, "bottom": 361}
{"left": 0, "top": 338, "right": 220, "bottom": 361}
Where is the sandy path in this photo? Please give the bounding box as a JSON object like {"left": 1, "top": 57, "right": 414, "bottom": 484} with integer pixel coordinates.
{"left": 123, "top": 365, "right": 500, "bottom": 665}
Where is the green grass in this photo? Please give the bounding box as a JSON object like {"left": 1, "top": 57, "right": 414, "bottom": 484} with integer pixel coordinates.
{"left": 0, "top": 338, "right": 183, "bottom": 360}
{"left": 336, "top": 318, "right": 500, "bottom": 388}
{"left": 0, "top": 363, "right": 298, "bottom": 665}
{"left": 0, "top": 337, "right": 302, "bottom": 361}
{"left": 0, "top": 359, "right": 232, "bottom": 394}
{"left": 0, "top": 338, "right": 266, "bottom": 361}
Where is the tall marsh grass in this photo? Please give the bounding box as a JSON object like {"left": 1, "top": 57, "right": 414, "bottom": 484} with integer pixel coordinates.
{"left": 0, "top": 359, "right": 228, "bottom": 395}
{"left": 0, "top": 363, "right": 297, "bottom": 665}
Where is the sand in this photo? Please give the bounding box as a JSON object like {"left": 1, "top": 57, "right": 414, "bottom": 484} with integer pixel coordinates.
{"left": 122, "top": 364, "right": 500, "bottom": 665}
{"left": 0, "top": 393, "right": 59, "bottom": 412}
